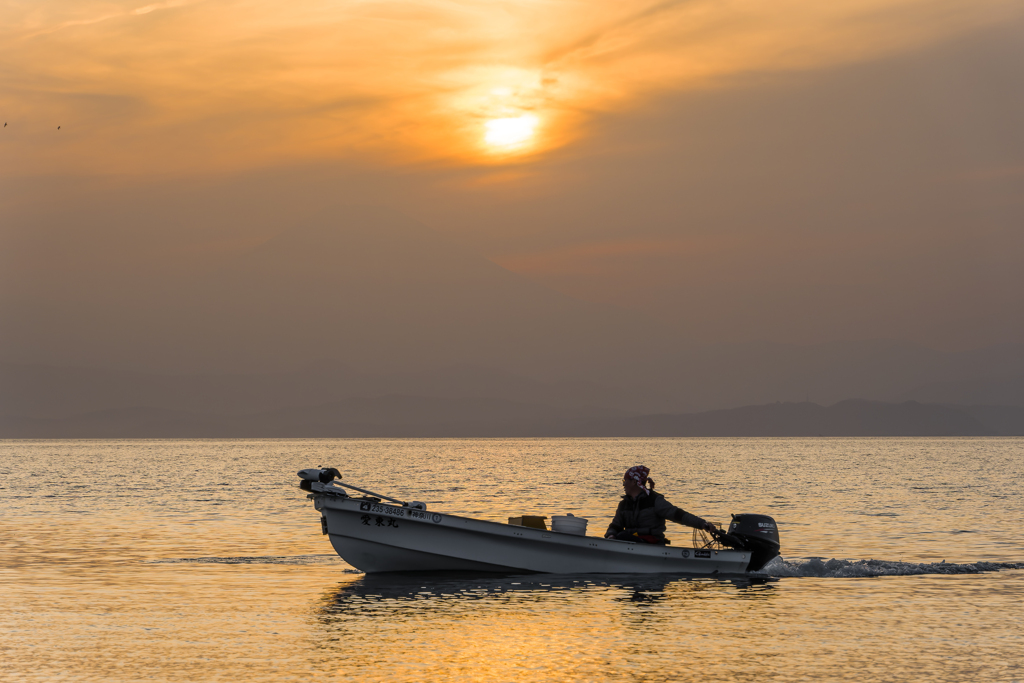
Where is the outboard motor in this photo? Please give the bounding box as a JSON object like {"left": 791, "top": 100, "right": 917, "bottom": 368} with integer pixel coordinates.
{"left": 723, "top": 514, "right": 781, "bottom": 572}
{"left": 297, "top": 468, "right": 341, "bottom": 491}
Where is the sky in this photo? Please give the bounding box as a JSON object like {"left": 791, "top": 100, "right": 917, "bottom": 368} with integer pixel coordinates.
{"left": 4, "top": 0, "right": 1020, "bottom": 173}
{"left": 2, "top": 0, "right": 1023, "bottom": 373}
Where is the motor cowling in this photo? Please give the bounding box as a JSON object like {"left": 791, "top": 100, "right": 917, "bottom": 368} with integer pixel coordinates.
{"left": 297, "top": 468, "right": 341, "bottom": 491}
{"left": 726, "top": 513, "right": 781, "bottom": 572}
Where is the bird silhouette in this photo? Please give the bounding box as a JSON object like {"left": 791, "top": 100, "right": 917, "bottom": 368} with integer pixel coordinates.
{"left": 57, "top": 126, "right": 61, "bottom": 130}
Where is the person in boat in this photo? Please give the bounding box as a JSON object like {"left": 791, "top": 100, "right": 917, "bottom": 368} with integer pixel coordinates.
{"left": 604, "top": 465, "right": 716, "bottom": 544}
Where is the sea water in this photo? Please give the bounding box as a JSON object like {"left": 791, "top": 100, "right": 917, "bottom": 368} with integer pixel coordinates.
{"left": 1, "top": 437, "right": 1021, "bottom": 682}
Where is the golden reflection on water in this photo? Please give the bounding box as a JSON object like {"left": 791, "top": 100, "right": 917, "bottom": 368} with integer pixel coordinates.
{"left": 1, "top": 438, "right": 1022, "bottom": 681}
{"left": 312, "top": 572, "right": 780, "bottom": 682}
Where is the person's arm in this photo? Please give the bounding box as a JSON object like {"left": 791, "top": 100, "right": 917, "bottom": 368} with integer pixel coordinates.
{"left": 655, "top": 496, "right": 713, "bottom": 530}
{"left": 605, "top": 500, "right": 626, "bottom": 537}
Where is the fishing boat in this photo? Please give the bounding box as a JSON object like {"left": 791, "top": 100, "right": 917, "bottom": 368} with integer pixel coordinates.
{"left": 298, "top": 468, "right": 781, "bottom": 575}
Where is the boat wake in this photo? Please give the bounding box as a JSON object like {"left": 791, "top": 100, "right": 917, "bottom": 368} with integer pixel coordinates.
{"left": 152, "top": 554, "right": 355, "bottom": 567}
{"left": 756, "top": 556, "right": 1024, "bottom": 578}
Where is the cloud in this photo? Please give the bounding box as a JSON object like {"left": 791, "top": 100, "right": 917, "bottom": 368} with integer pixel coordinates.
{"left": 1, "top": 0, "right": 1021, "bottom": 178}
{"left": 494, "top": 236, "right": 738, "bottom": 276}
{"left": 22, "top": 0, "right": 200, "bottom": 38}
{"left": 542, "top": 0, "right": 692, "bottom": 66}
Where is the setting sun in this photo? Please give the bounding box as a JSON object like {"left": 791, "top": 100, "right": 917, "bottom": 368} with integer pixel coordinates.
{"left": 484, "top": 115, "right": 539, "bottom": 150}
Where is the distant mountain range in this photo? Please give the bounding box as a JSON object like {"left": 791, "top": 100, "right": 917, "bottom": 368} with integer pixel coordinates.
{"left": 2, "top": 356, "right": 1022, "bottom": 427}
{"left": 1, "top": 397, "right": 1020, "bottom": 438}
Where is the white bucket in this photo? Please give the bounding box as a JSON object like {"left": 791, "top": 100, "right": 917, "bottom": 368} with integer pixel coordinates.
{"left": 551, "top": 514, "right": 588, "bottom": 536}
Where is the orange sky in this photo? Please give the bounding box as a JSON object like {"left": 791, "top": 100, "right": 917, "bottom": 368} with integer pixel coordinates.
{"left": 2, "top": 0, "right": 1023, "bottom": 363}
{"left": 3, "top": 0, "right": 1020, "bottom": 175}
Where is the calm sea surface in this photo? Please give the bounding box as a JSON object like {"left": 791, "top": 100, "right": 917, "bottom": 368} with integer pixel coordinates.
{"left": 1, "top": 438, "right": 1022, "bottom": 682}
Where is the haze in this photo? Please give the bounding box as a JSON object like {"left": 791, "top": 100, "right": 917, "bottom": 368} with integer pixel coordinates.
{"left": 2, "top": 0, "right": 1023, "bottom": 427}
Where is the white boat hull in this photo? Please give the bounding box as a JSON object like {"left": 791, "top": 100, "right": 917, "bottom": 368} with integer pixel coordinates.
{"left": 311, "top": 487, "right": 753, "bottom": 575}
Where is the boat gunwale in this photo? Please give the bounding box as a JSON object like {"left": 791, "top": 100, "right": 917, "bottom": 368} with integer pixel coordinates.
{"left": 312, "top": 486, "right": 747, "bottom": 562}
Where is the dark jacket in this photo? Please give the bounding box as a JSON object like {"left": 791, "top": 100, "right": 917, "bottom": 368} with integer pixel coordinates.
{"left": 605, "top": 490, "right": 707, "bottom": 539}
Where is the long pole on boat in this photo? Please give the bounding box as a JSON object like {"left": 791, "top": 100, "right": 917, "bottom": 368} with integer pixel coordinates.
{"left": 330, "top": 479, "right": 407, "bottom": 506}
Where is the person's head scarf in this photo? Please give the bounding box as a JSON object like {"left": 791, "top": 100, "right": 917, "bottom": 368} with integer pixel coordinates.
{"left": 625, "top": 465, "right": 650, "bottom": 489}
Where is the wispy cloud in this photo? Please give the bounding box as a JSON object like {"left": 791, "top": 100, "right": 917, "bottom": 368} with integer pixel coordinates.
{"left": 494, "top": 236, "right": 740, "bottom": 276}
{"left": 23, "top": 0, "right": 200, "bottom": 39}
{"left": 2, "top": 0, "right": 1020, "bottom": 176}
{"left": 543, "top": 0, "right": 692, "bottom": 66}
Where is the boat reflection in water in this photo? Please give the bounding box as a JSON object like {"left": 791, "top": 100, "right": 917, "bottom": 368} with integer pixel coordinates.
{"left": 319, "top": 572, "right": 777, "bottom": 608}
{"left": 311, "top": 572, "right": 779, "bottom": 681}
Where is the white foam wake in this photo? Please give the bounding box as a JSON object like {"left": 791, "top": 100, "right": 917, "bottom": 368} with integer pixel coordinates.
{"left": 756, "top": 556, "right": 1024, "bottom": 578}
